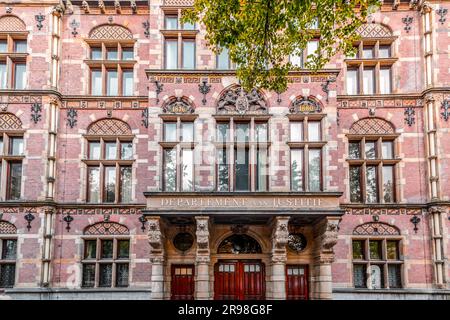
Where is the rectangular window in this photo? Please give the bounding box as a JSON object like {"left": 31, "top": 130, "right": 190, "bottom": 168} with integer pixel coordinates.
{"left": 117, "top": 240, "right": 130, "bottom": 259}
{"left": 122, "top": 71, "right": 133, "bottom": 96}
{"left": 235, "top": 123, "right": 249, "bottom": 143}
{"left": 182, "top": 21, "right": 195, "bottom": 30}
{"left": 388, "top": 264, "right": 401, "bottom": 288}
{"left": 0, "top": 63, "right": 7, "bottom": 89}
{"left": 308, "top": 149, "right": 321, "bottom": 191}
{"left": 235, "top": 148, "right": 249, "bottom": 191}
{"left": 365, "top": 141, "right": 377, "bottom": 159}
{"left": 181, "top": 149, "right": 194, "bottom": 191}
{"left": 349, "top": 166, "right": 362, "bottom": 203}
{"left": 352, "top": 240, "right": 365, "bottom": 260}
{"left": 386, "top": 241, "right": 399, "bottom": 260}
{"left": 365, "top": 166, "right": 378, "bottom": 203}
{"left": 120, "top": 166, "right": 132, "bottom": 203}
{"left": 101, "top": 240, "right": 113, "bottom": 259}
{"left": 122, "top": 48, "right": 134, "bottom": 60}
{"left": 362, "top": 46, "right": 374, "bottom": 59}
{"left": 120, "top": 142, "right": 133, "bottom": 160}
{"left": 256, "top": 147, "right": 268, "bottom": 191}
{"left": 306, "top": 40, "right": 318, "bottom": 62}
{"left": 349, "top": 142, "right": 361, "bottom": 159}
{"left": 14, "top": 63, "right": 26, "bottom": 90}
{"left": 307, "top": 121, "right": 321, "bottom": 141}
{"left": 181, "top": 122, "right": 194, "bottom": 142}
{"left": 104, "top": 142, "right": 117, "bottom": 160}
{"left": 182, "top": 40, "right": 195, "bottom": 69}
{"left": 217, "top": 47, "right": 230, "bottom": 69}
{"left": 382, "top": 165, "right": 395, "bottom": 203}
{"left": 381, "top": 141, "right": 393, "bottom": 159}
{"left": 14, "top": 40, "right": 27, "bottom": 53}
{"left": 255, "top": 123, "right": 268, "bottom": 143}
{"left": 91, "top": 70, "right": 102, "bottom": 96}
{"left": 290, "top": 122, "right": 303, "bottom": 142}
{"left": 104, "top": 167, "right": 116, "bottom": 203}
{"left": 116, "top": 264, "right": 129, "bottom": 287}
{"left": 216, "top": 123, "right": 229, "bottom": 143}
{"left": 0, "top": 40, "right": 7, "bottom": 53}
{"left": 1, "top": 240, "right": 17, "bottom": 260}
{"left": 7, "top": 162, "right": 22, "bottom": 200}
{"left": 84, "top": 240, "right": 97, "bottom": 259}
{"left": 164, "top": 122, "right": 177, "bottom": 142}
{"left": 88, "top": 141, "right": 101, "bottom": 160}
{"left": 380, "top": 68, "right": 391, "bottom": 94}
{"left": 99, "top": 263, "right": 113, "bottom": 287}
{"left": 91, "top": 47, "right": 102, "bottom": 60}
{"left": 291, "top": 149, "right": 303, "bottom": 191}
{"left": 9, "top": 137, "right": 23, "bottom": 156}
{"left": 163, "top": 149, "right": 177, "bottom": 192}
{"left": 346, "top": 69, "right": 358, "bottom": 95}
{"left": 379, "top": 45, "right": 391, "bottom": 58}
{"left": 106, "top": 48, "right": 118, "bottom": 60}
{"left": 165, "top": 40, "right": 178, "bottom": 69}
{"left": 289, "top": 51, "right": 303, "bottom": 68}
{"left": 217, "top": 148, "right": 229, "bottom": 191}
{"left": 363, "top": 68, "right": 375, "bottom": 94}
{"left": 165, "top": 16, "right": 178, "bottom": 29}
{"left": 87, "top": 167, "right": 100, "bottom": 203}
{"left": 82, "top": 264, "right": 96, "bottom": 287}
{"left": 353, "top": 264, "right": 367, "bottom": 288}
{"left": 107, "top": 70, "right": 118, "bottom": 96}
{"left": 369, "top": 240, "right": 382, "bottom": 260}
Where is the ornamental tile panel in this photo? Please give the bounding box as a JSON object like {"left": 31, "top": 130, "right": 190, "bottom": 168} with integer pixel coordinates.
{"left": 353, "top": 222, "right": 400, "bottom": 236}
{"left": 356, "top": 23, "right": 392, "bottom": 38}
{"left": 349, "top": 118, "right": 395, "bottom": 135}
{"left": 0, "top": 15, "right": 26, "bottom": 32}
{"left": 87, "top": 118, "right": 132, "bottom": 135}
{"left": 0, "top": 221, "right": 17, "bottom": 234}
{"left": 89, "top": 24, "right": 133, "bottom": 40}
{"left": 164, "top": 0, "right": 194, "bottom": 6}
{"left": 84, "top": 222, "right": 129, "bottom": 235}
{"left": 0, "top": 113, "right": 22, "bottom": 130}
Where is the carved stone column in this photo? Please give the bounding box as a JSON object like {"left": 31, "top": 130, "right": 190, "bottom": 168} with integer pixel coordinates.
{"left": 429, "top": 206, "right": 447, "bottom": 288}
{"left": 147, "top": 216, "right": 165, "bottom": 300}
{"left": 195, "top": 216, "right": 211, "bottom": 300}
{"left": 312, "top": 216, "right": 340, "bottom": 300}
{"left": 270, "top": 216, "right": 290, "bottom": 300}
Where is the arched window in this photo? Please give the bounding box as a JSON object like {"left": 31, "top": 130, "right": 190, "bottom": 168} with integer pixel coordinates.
{"left": 218, "top": 234, "right": 262, "bottom": 254}
{"left": 0, "top": 220, "right": 17, "bottom": 288}
{"left": 347, "top": 118, "right": 399, "bottom": 203}
{"left": 0, "top": 15, "right": 27, "bottom": 89}
{"left": 81, "top": 222, "right": 130, "bottom": 288}
{"left": 346, "top": 23, "right": 395, "bottom": 95}
{"left": 352, "top": 222, "right": 402, "bottom": 290}
{"left": 85, "top": 119, "right": 133, "bottom": 203}
{"left": 0, "top": 112, "right": 24, "bottom": 200}
{"left": 86, "top": 24, "right": 135, "bottom": 96}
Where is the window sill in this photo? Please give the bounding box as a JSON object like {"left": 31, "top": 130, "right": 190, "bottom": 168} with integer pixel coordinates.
{"left": 287, "top": 141, "right": 326, "bottom": 148}
{"left": 82, "top": 159, "right": 134, "bottom": 166}
{"left": 84, "top": 59, "right": 136, "bottom": 68}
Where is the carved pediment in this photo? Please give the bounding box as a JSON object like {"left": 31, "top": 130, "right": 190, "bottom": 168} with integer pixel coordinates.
{"left": 290, "top": 96, "right": 322, "bottom": 114}
{"left": 163, "top": 97, "right": 194, "bottom": 114}
{"left": 217, "top": 87, "right": 267, "bottom": 115}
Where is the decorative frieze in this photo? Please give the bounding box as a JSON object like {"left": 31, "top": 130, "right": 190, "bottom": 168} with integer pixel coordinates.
{"left": 344, "top": 207, "right": 423, "bottom": 215}
{"left": 338, "top": 98, "right": 423, "bottom": 109}
{"left": 57, "top": 207, "right": 143, "bottom": 215}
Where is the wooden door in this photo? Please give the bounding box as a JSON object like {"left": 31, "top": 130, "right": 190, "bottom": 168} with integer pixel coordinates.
{"left": 171, "top": 265, "right": 195, "bottom": 300}
{"left": 214, "top": 260, "right": 265, "bottom": 300}
{"left": 286, "top": 265, "right": 309, "bottom": 300}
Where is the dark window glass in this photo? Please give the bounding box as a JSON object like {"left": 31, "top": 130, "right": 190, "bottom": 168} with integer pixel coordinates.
{"left": 353, "top": 264, "right": 367, "bottom": 288}
{"left": 1, "top": 240, "right": 17, "bottom": 260}
{"left": 386, "top": 241, "right": 399, "bottom": 260}
{"left": 0, "top": 264, "right": 16, "bottom": 288}
{"left": 291, "top": 149, "right": 303, "bottom": 191}
{"left": 235, "top": 148, "right": 249, "bottom": 191}
{"left": 350, "top": 166, "right": 362, "bottom": 203}
{"left": 81, "top": 264, "right": 95, "bottom": 287}
{"left": 365, "top": 141, "right": 377, "bottom": 159}
{"left": 217, "top": 148, "right": 229, "bottom": 191}
{"left": 365, "top": 166, "right": 378, "bottom": 203}
{"left": 104, "top": 167, "right": 116, "bottom": 203}
{"left": 388, "top": 264, "right": 402, "bottom": 288}
{"left": 101, "top": 240, "right": 113, "bottom": 259}
{"left": 349, "top": 142, "right": 361, "bottom": 159}
{"left": 163, "top": 149, "right": 177, "bottom": 191}
{"left": 99, "top": 264, "right": 113, "bottom": 287}
{"left": 369, "top": 240, "right": 382, "bottom": 260}
{"left": 9, "top": 137, "right": 23, "bottom": 155}
{"left": 117, "top": 240, "right": 130, "bottom": 259}
{"left": 308, "top": 149, "right": 321, "bottom": 191}
{"left": 116, "top": 264, "right": 129, "bottom": 287}
{"left": 84, "top": 240, "right": 97, "bottom": 259}
{"left": 352, "top": 240, "right": 365, "bottom": 260}
{"left": 8, "top": 162, "right": 22, "bottom": 200}
{"left": 216, "top": 123, "right": 229, "bottom": 142}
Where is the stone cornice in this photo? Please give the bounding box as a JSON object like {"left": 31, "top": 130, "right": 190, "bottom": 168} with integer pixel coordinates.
{"left": 145, "top": 69, "right": 341, "bottom": 78}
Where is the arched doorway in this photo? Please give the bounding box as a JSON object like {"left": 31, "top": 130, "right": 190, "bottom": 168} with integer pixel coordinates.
{"left": 214, "top": 234, "right": 265, "bottom": 300}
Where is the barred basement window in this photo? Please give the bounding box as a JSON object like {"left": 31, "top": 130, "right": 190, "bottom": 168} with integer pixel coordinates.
{"left": 81, "top": 236, "right": 130, "bottom": 288}
{"left": 352, "top": 238, "right": 403, "bottom": 289}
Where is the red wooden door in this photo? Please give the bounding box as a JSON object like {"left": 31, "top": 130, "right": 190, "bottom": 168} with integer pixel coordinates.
{"left": 214, "top": 260, "right": 265, "bottom": 300}
{"left": 286, "top": 265, "right": 309, "bottom": 300}
{"left": 171, "top": 265, "right": 195, "bottom": 300}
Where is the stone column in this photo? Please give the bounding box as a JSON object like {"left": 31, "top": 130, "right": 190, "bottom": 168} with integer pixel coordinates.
{"left": 312, "top": 216, "right": 340, "bottom": 300}
{"left": 147, "top": 216, "right": 165, "bottom": 300}
{"left": 270, "top": 216, "right": 290, "bottom": 300}
{"left": 195, "top": 216, "right": 211, "bottom": 300}
{"left": 429, "top": 206, "right": 447, "bottom": 288}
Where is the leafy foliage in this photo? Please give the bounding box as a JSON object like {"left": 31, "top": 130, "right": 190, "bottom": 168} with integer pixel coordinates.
{"left": 182, "top": 0, "right": 380, "bottom": 92}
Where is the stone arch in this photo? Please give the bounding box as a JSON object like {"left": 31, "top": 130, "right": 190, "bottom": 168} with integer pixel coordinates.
{"left": 162, "top": 96, "right": 196, "bottom": 114}
{"left": 289, "top": 95, "right": 323, "bottom": 114}
{"left": 216, "top": 85, "right": 268, "bottom": 114}
{"left": 353, "top": 222, "right": 400, "bottom": 236}
{"left": 356, "top": 23, "right": 393, "bottom": 38}
{"left": 0, "top": 15, "right": 26, "bottom": 32}
{"left": 0, "top": 113, "right": 23, "bottom": 131}
{"left": 349, "top": 117, "right": 395, "bottom": 135}
{"left": 217, "top": 233, "right": 263, "bottom": 254}
{"left": 0, "top": 221, "right": 17, "bottom": 234}
{"left": 84, "top": 222, "right": 129, "bottom": 236}
{"left": 88, "top": 24, "right": 133, "bottom": 40}
{"left": 87, "top": 118, "right": 132, "bottom": 136}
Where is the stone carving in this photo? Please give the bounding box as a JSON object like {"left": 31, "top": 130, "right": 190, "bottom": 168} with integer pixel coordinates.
{"left": 148, "top": 218, "right": 163, "bottom": 250}
{"left": 441, "top": 99, "right": 449, "bottom": 121}
{"left": 290, "top": 96, "right": 322, "bottom": 114}
{"left": 196, "top": 217, "right": 210, "bottom": 250}
{"left": 163, "top": 97, "right": 194, "bottom": 114}
{"left": 81, "top": 1, "right": 90, "bottom": 13}
{"left": 217, "top": 87, "right": 267, "bottom": 115}
{"left": 31, "top": 103, "right": 42, "bottom": 124}
{"left": 402, "top": 16, "right": 413, "bottom": 33}
{"left": 321, "top": 220, "right": 339, "bottom": 251}
{"left": 272, "top": 218, "right": 289, "bottom": 249}
{"left": 404, "top": 107, "right": 415, "bottom": 126}
{"left": 436, "top": 8, "right": 448, "bottom": 25}
{"left": 35, "top": 14, "right": 45, "bottom": 31}
{"left": 428, "top": 206, "right": 444, "bottom": 214}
